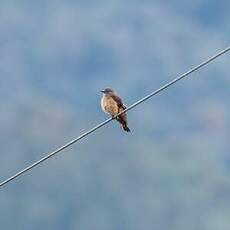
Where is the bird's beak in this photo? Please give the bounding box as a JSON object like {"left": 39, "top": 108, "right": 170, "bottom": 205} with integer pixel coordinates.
{"left": 101, "top": 90, "right": 105, "bottom": 93}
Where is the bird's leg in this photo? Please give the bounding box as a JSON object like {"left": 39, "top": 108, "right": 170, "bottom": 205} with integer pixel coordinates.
{"left": 111, "top": 114, "right": 117, "bottom": 119}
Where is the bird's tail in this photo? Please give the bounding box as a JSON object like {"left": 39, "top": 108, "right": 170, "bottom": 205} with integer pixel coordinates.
{"left": 116, "top": 116, "right": 131, "bottom": 132}
{"left": 122, "top": 124, "right": 131, "bottom": 132}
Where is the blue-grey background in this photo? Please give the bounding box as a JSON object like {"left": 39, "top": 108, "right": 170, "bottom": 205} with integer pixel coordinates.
{"left": 0, "top": 1, "right": 229, "bottom": 229}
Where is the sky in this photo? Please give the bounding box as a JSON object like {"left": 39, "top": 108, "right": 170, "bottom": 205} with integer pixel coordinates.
{"left": 0, "top": 1, "right": 230, "bottom": 230}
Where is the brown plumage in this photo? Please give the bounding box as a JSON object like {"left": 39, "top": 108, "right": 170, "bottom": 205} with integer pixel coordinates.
{"left": 101, "top": 88, "right": 130, "bottom": 132}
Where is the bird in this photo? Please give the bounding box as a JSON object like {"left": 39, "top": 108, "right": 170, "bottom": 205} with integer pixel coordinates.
{"left": 101, "top": 88, "right": 131, "bottom": 132}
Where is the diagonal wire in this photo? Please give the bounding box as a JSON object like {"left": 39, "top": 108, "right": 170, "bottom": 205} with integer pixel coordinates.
{"left": 0, "top": 46, "right": 229, "bottom": 188}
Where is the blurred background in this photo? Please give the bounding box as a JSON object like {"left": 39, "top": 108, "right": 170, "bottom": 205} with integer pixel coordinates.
{"left": 0, "top": 0, "right": 229, "bottom": 229}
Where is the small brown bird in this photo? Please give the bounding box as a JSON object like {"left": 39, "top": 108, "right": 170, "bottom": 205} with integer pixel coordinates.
{"left": 101, "top": 88, "right": 130, "bottom": 132}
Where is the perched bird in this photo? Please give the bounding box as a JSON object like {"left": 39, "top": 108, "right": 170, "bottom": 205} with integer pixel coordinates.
{"left": 101, "top": 88, "right": 131, "bottom": 132}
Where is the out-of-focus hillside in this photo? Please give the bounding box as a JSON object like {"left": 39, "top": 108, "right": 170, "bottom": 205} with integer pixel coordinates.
{"left": 0, "top": 1, "right": 230, "bottom": 230}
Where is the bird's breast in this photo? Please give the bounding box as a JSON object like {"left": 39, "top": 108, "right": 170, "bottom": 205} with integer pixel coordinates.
{"left": 101, "top": 96, "right": 119, "bottom": 115}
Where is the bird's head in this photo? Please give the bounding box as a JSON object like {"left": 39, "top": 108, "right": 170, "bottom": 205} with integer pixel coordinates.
{"left": 101, "top": 88, "right": 115, "bottom": 95}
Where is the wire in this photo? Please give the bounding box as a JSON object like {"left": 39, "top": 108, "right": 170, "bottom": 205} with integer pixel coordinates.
{"left": 0, "top": 46, "right": 229, "bottom": 188}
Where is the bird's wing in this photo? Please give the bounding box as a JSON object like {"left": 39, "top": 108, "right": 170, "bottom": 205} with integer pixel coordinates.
{"left": 111, "top": 94, "right": 126, "bottom": 109}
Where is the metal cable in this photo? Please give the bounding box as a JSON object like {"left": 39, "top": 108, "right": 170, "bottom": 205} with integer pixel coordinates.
{"left": 0, "top": 46, "right": 229, "bottom": 188}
